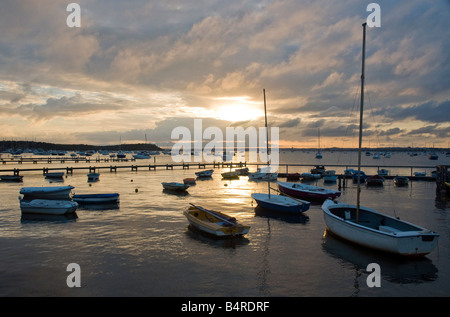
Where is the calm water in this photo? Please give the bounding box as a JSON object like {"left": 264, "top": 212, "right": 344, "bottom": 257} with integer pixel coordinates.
{"left": 0, "top": 150, "right": 449, "bottom": 297}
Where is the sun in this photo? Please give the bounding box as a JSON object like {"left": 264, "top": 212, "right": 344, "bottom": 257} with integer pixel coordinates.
{"left": 212, "top": 96, "right": 263, "bottom": 122}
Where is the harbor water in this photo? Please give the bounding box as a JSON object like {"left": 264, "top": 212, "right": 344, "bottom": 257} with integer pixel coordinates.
{"left": 0, "top": 150, "right": 449, "bottom": 297}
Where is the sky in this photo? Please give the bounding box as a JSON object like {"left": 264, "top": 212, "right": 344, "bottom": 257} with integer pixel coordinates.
{"left": 0, "top": 0, "right": 449, "bottom": 149}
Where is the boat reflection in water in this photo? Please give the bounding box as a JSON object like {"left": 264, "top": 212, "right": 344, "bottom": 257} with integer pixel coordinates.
{"left": 322, "top": 229, "right": 438, "bottom": 287}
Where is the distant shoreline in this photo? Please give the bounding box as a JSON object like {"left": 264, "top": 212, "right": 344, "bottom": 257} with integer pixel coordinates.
{"left": 0, "top": 140, "right": 162, "bottom": 152}
{"left": 1, "top": 140, "right": 448, "bottom": 153}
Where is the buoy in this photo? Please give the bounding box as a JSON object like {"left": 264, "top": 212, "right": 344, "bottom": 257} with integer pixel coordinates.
{"left": 135, "top": 188, "right": 138, "bottom": 192}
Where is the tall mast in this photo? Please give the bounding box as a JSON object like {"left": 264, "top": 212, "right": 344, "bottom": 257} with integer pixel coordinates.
{"left": 356, "top": 22, "right": 367, "bottom": 223}
{"left": 263, "top": 89, "right": 270, "bottom": 198}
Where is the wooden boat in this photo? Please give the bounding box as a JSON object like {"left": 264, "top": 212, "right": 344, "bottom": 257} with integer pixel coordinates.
{"left": 378, "top": 169, "right": 389, "bottom": 176}
{"left": 393, "top": 176, "right": 409, "bottom": 186}
{"left": 20, "top": 185, "right": 74, "bottom": 199}
{"left": 19, "top": 198, "right": 78, "bottom": 215}
{"left": 183, "top": 178, "right": 196, "bottom": 185}
{"left": 322, "top": 23, "right": 439, "bottom": 257}
{"left": 366, "top": 175, "right": 384, "bottom": 186}
{"left": 221, "top": 171, "right": 239, "bottom": 179}
{"left": 251, "top": 89, "right": 310, "bottom": 214}
{"left": 235, "top": 167, "right": 249, "bottom": 175}
{"left": 278, "top": 181, "right": 341, "bottom": 201}
{"left": 184, "top": 204, "right": 250, "bottom": 238}
{"left": 72, "top": 193, "right": 119, "bottom": 204}
{"left": 161, "top": 182, "right": 189, "bottom": 191}
{"left": 0, "top": 175, "right": 23, "bottom": 182}
{"left": 195, "top": 169, "right": 213, "bottom": 177}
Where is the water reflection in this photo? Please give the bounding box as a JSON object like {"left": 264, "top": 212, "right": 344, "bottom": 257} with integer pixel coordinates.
{"left": 21, "top": 212, "right": 78, "bottom": 223}
{"left": 184, "top": 226, "right": 250, "bottom": 248}
{"left": 322, "top": 229, "right": 438, "bottom": 286}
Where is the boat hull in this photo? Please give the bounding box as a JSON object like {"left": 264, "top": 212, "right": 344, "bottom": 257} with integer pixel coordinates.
{"left": 20, "top": 199, "right": 78, "bottom": 215}
{"left": 72, "top": 193, "right": 119, "bottom": 204}
{"left": 251, "top": 193, "right": 310, "bottom": 213}
{"left": 322, "top": 200, "right": 439, "bottom": 257}
{"left": 277, "top": 181, "right": 341, "bottom": 201}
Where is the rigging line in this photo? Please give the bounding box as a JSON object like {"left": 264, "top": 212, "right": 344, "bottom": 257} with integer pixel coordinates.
{"left": 336, "top": 82, "right": 361, "bottom": 167}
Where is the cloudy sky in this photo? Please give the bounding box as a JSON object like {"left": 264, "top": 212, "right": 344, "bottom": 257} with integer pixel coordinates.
{"left": 0, "top": 0, "right": 449, "bottom": 149}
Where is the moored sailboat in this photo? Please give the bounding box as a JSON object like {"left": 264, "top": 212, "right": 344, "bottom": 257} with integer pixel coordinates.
{"left": 251, "top": 89, "right": 310, "bottom": 213}
{"left": 321, "top": 23, "right": 439, "bottom": 257}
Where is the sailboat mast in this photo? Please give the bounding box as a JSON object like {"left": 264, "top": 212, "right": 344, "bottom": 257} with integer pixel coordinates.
{"left": 356, "top": 22, "right": 367, "bottom": 222}
{"left": 263, "top": 89, "right": 270, "bottom": 198}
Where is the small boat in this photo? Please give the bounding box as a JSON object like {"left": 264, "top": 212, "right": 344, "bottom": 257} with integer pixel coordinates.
{"left": 301, "top": 173, "right": 321, "bottom": 181}
{"left": 366, "top": 175, "right": 385, "bottom": 186}
{"left": 352, "top": 171, "right": 367, "bottom": 183}
{"left": 248, "top": 168, "right": 277, "bottom": 181}
{"left": 378, "top": 169, "right": 389, "bottom": 176}
{"left": 278, "top": 181, "right": 341, "bottom": 201}
{"left": 310, "top": 165, "right": 326, "bottom": 175}
{"left": 0, "top": 175, "right": 23, "bottom": 182}
{"left": 428, "top": 153, "right": 438, "bottom": 160}
{"left": 195, "top": 169, "right": 213, "bottom": 177}
{"left": 322, "top": 200, "right": 439, "bottom": 256}
{"left": 323, "top": 170, "right": 337, "bottom": 183}
{"left": 414, "top": 172, "right": 426, "bottom": 177}
{"left": 72, "top": 193, "right": 119, "bottom": 204}
{"left": 251, "top": 89, "right": 311, "bottom": 215}
{"left": 235, "top": 167, "right": 249, "bottom": 175}
{"left": 20, "top": 185, "right": 74, "bottom": 199}
{"left": 184, "top": 204, "right": 250, "bottom": 238}
{"left": 221, "top": 171, "right": 239, "bottom": 179}
{"left": 19, "top": 198, "right": 78, "bottom": 215}
{"left": 133, "top": 152, "right": 151, "bottom": 159}
{"left": 393, "top": 176, "right": 409, "bottom": 186}
{"left": 322, "top": 23, "right": 439, "bottom": 257}
{"left": 161, "top": 182, "right": 189, "bottom": 191}
{"left": 87, "top": 173, "right": 100, "bottom": 182}
{"left": 183, "top": 178, "right": 196, "bottom": 185}
{"left": 251, "top": 193, "right": 310, "bottom": 213}
{"left": 45, "top": 172, "right": 64, "bottom": 179}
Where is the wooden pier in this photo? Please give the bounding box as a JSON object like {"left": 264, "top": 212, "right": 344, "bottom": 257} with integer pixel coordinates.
{"left": 0, "top": 161, "right": 248, "bottom": 176}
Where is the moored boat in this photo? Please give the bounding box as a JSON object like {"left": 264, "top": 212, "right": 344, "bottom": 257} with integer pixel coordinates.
{"left": 321, "top": 23, "right": 439, "bottom": 257}
{"left": 19, "top": 198, "right": 78, "bottom": 215}
{"left": 162, "top": 182, "right": 189, "bottom": 191}
{"left": 195, "top": 169, "right": 214, "bottom": 177}
{"left": 87, "top": 173, "right": 100, "bottom": 182}
{"left": 251, "top": 193, "right": 310, "bottom": 213}
{"left": 277, "top": 181, "right": 341, "bottom": 201}
{"left": 20, "top": 185, "right": 74, "bottom": 199}
{"left": 366, "top": 175, "right": 384, "bottom": 186}
{"left": 184, "top": 204, "right": 250, "bottom": 238}
{"left": 0, "top": 175, "right": 23, "bottom": 182}
{"left": 393, "top": 176, "right": 409, "bottom": 186}
{"left": 72, "top": 193, "right": 119, "bottom": 204}
{"left": 322, "top": 200, "right": 439, "bottom": 256}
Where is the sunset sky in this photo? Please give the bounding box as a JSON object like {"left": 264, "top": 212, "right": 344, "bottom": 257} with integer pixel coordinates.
{"left": 0, "top": 0, "right": 449, "bottom": 149}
